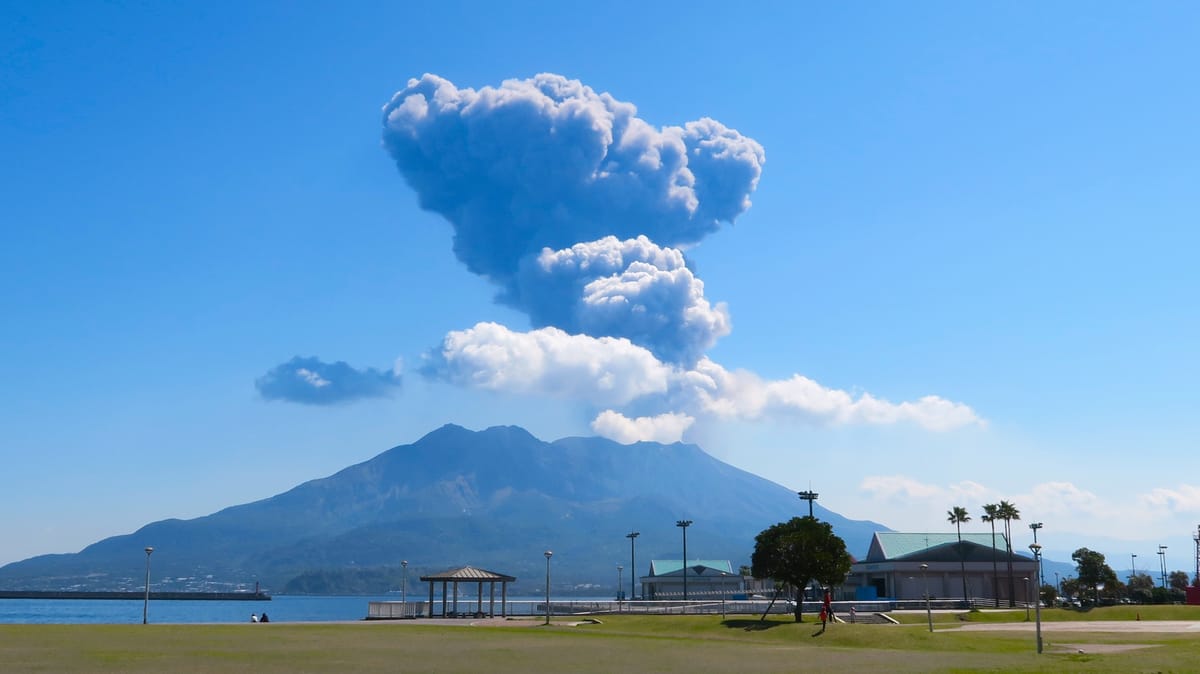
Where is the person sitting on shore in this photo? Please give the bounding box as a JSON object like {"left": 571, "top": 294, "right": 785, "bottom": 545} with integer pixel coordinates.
{"left": 250, "top": 613, "right": 258, "bottom": 623}
{"left": 259, "top": 613, "right": 269, "bottom": 623}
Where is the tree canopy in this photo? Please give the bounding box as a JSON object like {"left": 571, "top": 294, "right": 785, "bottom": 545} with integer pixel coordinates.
{"left": 751, "top": 517, "right": 852, "bottom": 622}
{"left": 1072, "top": 547, "right": 1120, "bottom": 602}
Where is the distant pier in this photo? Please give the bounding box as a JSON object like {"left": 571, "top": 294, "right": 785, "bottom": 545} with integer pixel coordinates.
{"left": 0, "top": 591, "right": 270, "bottom": 601}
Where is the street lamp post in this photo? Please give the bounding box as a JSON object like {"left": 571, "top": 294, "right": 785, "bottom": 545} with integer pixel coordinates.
{"left": 1023, "top": 577, "right": 1030, "bottom": 621}
{"left": 617, "top": 565, "right": 624, "bottom": 606}
{"left": 1131, "top": 553, "right": 1137, "bottom": 596}
{"left": 676, "top": 520, "right": 693, "bottom": 601}
{"left": 142, "top": 547, "right": 154, "bottom": 625}
{"left": 1029, "top": 523, "right": 1043, "bottom": 585}
{"left": 1159, "top": 545, "right": 1168, "bottom": 589}
{"left": 798, "top": 490, "right": 819, "bottom": 518}
{"left": 401, "top": 560, "right": 408, "bottom": 607}
{"left": 920, "top": 563, "right": 932, "bottom": 633}
{"left": 626, "top": 531, "right": 639, "bottom": 601}
{"left": 1030, "top": 543, "right": 1044, "bottom": 654}
{"left": 544, "top": 551, "right": 553, "bottom": 625}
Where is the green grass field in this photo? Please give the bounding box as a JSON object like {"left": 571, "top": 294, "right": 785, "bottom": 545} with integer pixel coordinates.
{"left": 2, "top": 607, "right": 1198, "bottom": 673}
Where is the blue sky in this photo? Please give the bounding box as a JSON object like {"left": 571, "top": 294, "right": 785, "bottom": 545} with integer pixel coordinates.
{"left": 2, "top": 1, "right": 1197, "bottom": 575}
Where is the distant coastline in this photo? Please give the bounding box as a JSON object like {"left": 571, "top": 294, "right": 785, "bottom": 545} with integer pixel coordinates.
{"left": 0, "top": 590, "right": 270, "bottom": 601}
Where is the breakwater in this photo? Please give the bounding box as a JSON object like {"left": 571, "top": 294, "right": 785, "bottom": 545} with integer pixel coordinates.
{"left": 0, "top": 591, "right": 270, "bottom": 601}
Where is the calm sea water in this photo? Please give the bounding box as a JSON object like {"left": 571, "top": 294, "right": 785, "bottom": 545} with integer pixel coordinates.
{"left": 0, "top": 595, "right": 400, "bottom": 624}
{"left": 0, "top": 595, "right": 593, "bottom": 624}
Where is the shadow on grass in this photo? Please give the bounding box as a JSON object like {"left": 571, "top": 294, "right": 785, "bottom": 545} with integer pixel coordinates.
{"left": 721, "top": 619, "right": 795, "bottom": 632}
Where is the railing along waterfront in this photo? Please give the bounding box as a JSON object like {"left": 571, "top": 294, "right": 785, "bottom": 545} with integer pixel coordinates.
{"left": 367, "top": 598, "right": 912, "bottom": 619}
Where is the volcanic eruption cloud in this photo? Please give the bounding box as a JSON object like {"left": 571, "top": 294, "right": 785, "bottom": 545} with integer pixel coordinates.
{"left": 382, "top": 73, "right": 982, "bottom": 442}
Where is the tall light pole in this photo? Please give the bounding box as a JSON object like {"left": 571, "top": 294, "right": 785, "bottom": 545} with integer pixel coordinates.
{"left": 1159, "top": 545, "right": 1168, "bottom": 589}
{"left": 142, "top": 547, "right": 154, "bottom": 625}
{"left": 401, "top": 560, "right": 408, "bottom": 606}
{"left": 798, "top": 490, "right": 819, "bottom": 518}
{"left": 1030, "top": 543, "right": 1044, "bottom": 654}
{"left": 1194, "top": 526, "right": 1200, "bottom": 585}
{"left": 676, "top": 520, "right": 693, "bottom": 601}
{"left": 543, "top": 551, "right": 553, "bottom": 625}
{"left": 920, "top": 563, "right": 932, "bottom": 632}
{"left": 626, "top": 531, "right": 639, "bottom": 601}
{"left": 1128, "top": 553, "right": 1139, "bottom": 604}
{"left": 1023, "top": 577, "right": 1031, "bottom": 621}
{"left": 617, "top": 565, "right": 624, "bottom": 604}
{"left": 1029, "top": 522, "right": 1043, "bottom": 586}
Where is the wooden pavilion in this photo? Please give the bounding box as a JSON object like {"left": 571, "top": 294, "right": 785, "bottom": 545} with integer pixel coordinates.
{"left": 420, "top": 566, "right": 517, "bottom": 618}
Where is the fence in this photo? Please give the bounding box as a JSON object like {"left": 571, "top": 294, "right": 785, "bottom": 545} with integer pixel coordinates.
{"left": 366, "top": 598, "right": 918, "bottom": 619}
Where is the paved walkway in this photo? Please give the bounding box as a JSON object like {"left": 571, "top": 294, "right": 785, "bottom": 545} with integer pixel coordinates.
{"left": 955, "top": 620, "right": 1200, "bottom": 633}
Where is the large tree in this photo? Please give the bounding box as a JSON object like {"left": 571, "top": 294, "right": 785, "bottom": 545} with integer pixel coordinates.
{"left": 981, "top": 504, "right": 1000, "bottom": 603}
{"left": 996, "top": 500, "right": 1021, "bottom": 607}
{"left": 947, "top": 506, "right": 971, "bottom": 603}
{"left": 1072, "top": 547, "right": 1119, "bottom": 604}
{"left": 1169, "top": 570, "right": 1190, "bottom": 592}
{"left": 752, "top": 517, "right": 853, "bottom": 622}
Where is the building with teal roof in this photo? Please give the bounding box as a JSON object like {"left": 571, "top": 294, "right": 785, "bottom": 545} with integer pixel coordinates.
{"left": 641, "top": 559, "right": 743, "bottom": 599}
{"left": 845, "top": 532, "right": 1038, "bottom": 605}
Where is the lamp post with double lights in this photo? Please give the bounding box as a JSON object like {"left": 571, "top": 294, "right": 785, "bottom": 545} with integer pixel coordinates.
{"left": 142, "top": 547, "right": 154, "bottom": 625}
{"left": 798, "top": 490, "right": 818, "bottom": 518}
{"left": 1159, "top": 545, "right": 1168, "bottom": 589}
{"left": 676, "top": 520, "right": 693, "bottom": 601}
{"left": 1029, "top": 522, "right": 1043, "bottom": 585}
{"left": 626, "top": 531, "right": 639, "bottom": 600}
{"left": 1030, "top": 543, "right": 1044, "bottom": 654}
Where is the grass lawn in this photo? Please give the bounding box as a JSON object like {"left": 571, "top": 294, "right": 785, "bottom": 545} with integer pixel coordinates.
{"left": 2, "top": 608, "right": 1199, "bottom": 673}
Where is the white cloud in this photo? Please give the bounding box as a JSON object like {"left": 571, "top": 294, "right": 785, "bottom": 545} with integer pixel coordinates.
{"left": 851, "top": 475, "right": 1200, "bottom": 555}
{"left": 683, "top": 359, "right": 984, "bottom": 431}
{"left": 1141, "top": 485, "right": 1200, "bottom": 512}
{"left": 426, "top": 323, "right": 981, "bottom": 432}
{"left": 591, "top": 410, "right": 695, "bottom": 444}
{"left": 428, "top": 322, "right": 672, "bottom": 406}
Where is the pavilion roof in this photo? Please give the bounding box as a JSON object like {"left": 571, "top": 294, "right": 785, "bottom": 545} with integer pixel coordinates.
{"left": 419, "top": 565, "right": 516, "bottom": 582}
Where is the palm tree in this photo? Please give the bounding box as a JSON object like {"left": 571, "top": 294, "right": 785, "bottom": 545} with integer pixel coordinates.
{"left": 997, "top": 500, "right": 1021, "bottom": 607}
{"left": 982, "top": 504, "right": 999, "bottom": 605}
{"left": 948, "top": 506, "right": 971, "bottom": 605}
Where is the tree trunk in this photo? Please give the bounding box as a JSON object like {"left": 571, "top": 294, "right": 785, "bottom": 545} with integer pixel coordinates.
{"left": 794, "top": 586, "right": 804, "bottom": 622}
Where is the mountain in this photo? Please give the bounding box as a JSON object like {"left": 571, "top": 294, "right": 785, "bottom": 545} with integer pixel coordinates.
{"left": 0, "top": 424, "right": 889, "bottom": 593}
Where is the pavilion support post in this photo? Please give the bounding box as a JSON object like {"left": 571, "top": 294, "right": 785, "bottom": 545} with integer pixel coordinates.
{"left": 489, "top": 581, "right": 496, "bottom": 617}
{"left": 441, "top": 581, "right": 448, "bottom": 618}
{"left": 502, "top": 582, "right": 508, "bottom": 617}
{"left": 477, "top": 581, "right": 483, "bottom": 616}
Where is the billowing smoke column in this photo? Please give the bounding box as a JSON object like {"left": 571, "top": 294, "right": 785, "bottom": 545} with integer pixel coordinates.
{"left": 381, "top": 73, "right": 763, "bottom": 364}
{"left": 384, "top": 73, "right": 982, "bottom": 441}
